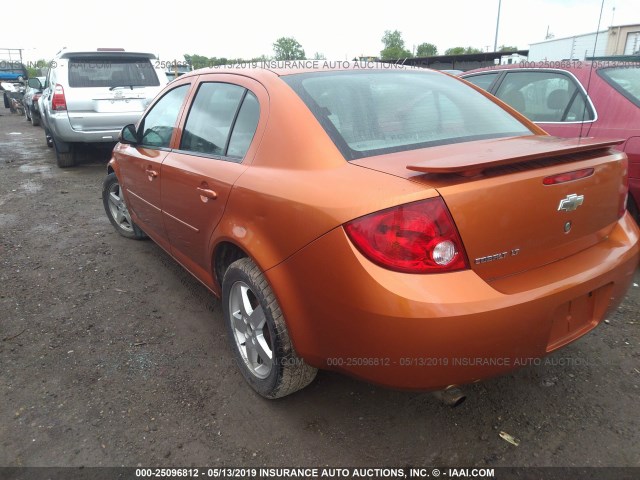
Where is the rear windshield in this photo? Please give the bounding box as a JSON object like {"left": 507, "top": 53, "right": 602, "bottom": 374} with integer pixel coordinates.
{"left": 598, "top": 67, "right": 640, "bottom": 107}
{"left": 283, "top": 70, "right": 532, "bottom": 160}
{"left": 68, "top": 57, "right": 160, "bottom": 88}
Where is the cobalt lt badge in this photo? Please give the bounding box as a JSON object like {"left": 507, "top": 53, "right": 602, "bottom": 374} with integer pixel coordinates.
{"left": 557, "top": 193, "right": 584, "bottom": 212}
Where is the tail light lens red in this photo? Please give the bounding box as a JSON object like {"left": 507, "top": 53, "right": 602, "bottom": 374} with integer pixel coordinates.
{"left": 51, "top": 84, "right": 67, "bottom": 111}
{"left": 543, "top": 168, "right": 594, "bottom": 185}
{"left": 344, "top": 197, "right": 468, "bottom": 273}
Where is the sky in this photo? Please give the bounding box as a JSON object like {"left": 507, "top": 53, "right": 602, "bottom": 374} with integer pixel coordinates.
{"left": 2, "top": 0, "right": 639, "bottom": 64}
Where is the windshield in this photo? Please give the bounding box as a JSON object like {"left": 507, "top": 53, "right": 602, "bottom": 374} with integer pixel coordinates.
{"left": 598, "top": 66, "right": 640, "bottom": 107}
{"left": 68, "top": 57, "right": 160, "bottom": 88}
{"left": 283, "top": 70, "right": 532, "bottom": 160}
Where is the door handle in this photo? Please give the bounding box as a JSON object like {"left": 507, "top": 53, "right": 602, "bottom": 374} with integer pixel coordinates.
{"left": 146, "top": 168, "right": 158, "bottom": 180}
{"left": 197, "top": 187, "right": 218, "bottom": 200}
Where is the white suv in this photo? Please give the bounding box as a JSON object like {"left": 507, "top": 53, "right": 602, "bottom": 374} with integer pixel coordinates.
{"left": 40, "top": 48, "right": 167, "bottom": 167}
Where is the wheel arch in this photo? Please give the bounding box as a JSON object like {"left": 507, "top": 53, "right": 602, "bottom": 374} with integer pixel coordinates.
{"left": 212, "top": 241, "right": 249, "bottom": 293}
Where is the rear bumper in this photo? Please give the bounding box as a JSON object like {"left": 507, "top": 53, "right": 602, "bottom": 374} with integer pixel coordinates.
{"left": 47, "top": 111, "right": 138, "bottom": 144}
{"left": 266, "top": 213, "right": 640, "bottom": 390}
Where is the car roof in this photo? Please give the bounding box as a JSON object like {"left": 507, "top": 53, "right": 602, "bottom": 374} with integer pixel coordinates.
{"left": 461, "top": 60, "right": 636, "bottom": 76}
{"left": 55, "top": 48, "right": 157, "bottom": 60}
{"left": 178, "top": 62, "right": 441, "bottom": 80}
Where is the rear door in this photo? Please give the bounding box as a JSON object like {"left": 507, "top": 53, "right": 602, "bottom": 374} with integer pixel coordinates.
{"left": 490, "top": 69, "right": 596, "bottom": 138}
{"left": 117, "top": 82, "right": 191, "bottom": 246}
{"left": 160, "top": 75, "right": 265, "bottom": 284}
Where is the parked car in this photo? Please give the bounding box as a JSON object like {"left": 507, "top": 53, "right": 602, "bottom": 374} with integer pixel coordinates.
{"left": 103, "top": 65, "right": 639, "bottom": 399}
{"left": 39, "top": 47, "right": 167, "bottom": 167}
{"left": 22, "top": 76, "right": 46, "bottom": 126}
{"left": 461, "top": 61, "right": 640, "bottom": 221}
{"left": 1, "top": 59, "right": 28, "bottom": 110}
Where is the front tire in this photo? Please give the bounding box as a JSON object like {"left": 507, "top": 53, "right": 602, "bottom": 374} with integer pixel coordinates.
{"left": 44, "top": 128, "right": 54, "bottom": 148}
{"left": 102, "top": 172, "right": 146, "bottom": 240}
{"left": 31, "top": 110, "right": 41, "bottom": 126}
{"left": 222, "top": 258, "right": 317, "bottom": 398}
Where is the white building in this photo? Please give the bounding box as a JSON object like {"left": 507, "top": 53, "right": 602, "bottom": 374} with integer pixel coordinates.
{"left": 528, "top": 31, "right": 607, "bottom": 61}
{"left": 528, "top": 24, "right": 640, "bottom": 61}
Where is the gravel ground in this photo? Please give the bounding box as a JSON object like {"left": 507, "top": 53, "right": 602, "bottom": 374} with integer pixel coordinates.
{"left": 0, "top": 111, "right": 639, "bottom": 470}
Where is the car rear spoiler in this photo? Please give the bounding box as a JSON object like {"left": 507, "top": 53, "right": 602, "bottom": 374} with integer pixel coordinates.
{"left": 406, "top": 136, "right": 624, "bottom": 177}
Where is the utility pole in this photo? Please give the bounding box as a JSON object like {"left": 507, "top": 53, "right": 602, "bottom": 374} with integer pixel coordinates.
{"left": 493, "top": 0, "right": 502, "bottom": 52}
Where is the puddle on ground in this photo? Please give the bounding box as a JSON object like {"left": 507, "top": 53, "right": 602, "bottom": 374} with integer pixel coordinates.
{"left": 18, "top": 163, "right": 53, "bottom": 175}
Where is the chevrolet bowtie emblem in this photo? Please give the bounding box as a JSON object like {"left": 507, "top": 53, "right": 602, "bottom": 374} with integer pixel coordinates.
{"left": 557, "top": 194, "right": 584, "bottom": 212}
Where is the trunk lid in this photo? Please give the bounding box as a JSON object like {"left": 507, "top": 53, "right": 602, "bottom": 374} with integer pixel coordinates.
{"left": 352, "top": 136, "right": 627, "bottom": 282}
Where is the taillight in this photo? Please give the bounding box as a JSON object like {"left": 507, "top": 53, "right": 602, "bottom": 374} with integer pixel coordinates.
{"left": 344, "top": 197, "right": 468, "bottom": 273}
{"left": 619, "top": 158, "right": 629, "bottom": 219}
{"left": 51, "top": 84, "right": 67, "bottom": 111}
{"left": 543, "top": 168, "right": 594, "bottom": 185}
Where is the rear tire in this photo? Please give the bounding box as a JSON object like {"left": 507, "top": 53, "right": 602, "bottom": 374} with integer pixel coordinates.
{"left": 31, "top": 111, "right": 41, "bottom": 127}
{"left": 222, "top": 258, "right": 317, "bottom": 398}
{"left": 53, "top": 140, "right": 76, "bottom": 168}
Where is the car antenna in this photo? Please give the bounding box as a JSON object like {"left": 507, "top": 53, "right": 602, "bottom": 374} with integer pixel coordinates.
{"left": 579, "top": 0, "right": 605, "bottom": 141}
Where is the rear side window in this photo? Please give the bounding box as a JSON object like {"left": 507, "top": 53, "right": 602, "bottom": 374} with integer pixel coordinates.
{"left": 227, "top": 93, "right": 260, "bottom": 159}
{"left": 180, "top": 83, "right": 260, "bottom": 161}
{"left": 464, "top": 72, "right": 501, "bottom": 91}
{"left": 283, "top": 70, "right": 531, "bottom": 160}
{"left": 598, "top": 67, "right": 640, "bottom": 107}
{"left": 494, "top": 71, "right": 594, "bottom": 122}
{"left": 68, "top": 57, "right": 160, "bottom": 88}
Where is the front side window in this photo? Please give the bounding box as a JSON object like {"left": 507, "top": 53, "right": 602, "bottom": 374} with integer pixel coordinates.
{"left": 139, "top": 84, "right": 189, "bottom": 148}
{"left": 68, "top": 57, "right": 160, "bottom": 88}
{"left": 180, "top": 83, "right": 260, "bottom": 161}
{"left": 495, "top": 71, "right": 594, "bottom": 122}
{"left": 598, "top": 66, "right": 640, "bottom": 107}
{"left": 283, "top": 70, "right": 531, "bottom": 160}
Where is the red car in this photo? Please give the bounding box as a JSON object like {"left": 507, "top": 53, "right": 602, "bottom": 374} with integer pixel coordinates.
{"left": 462, "top": 62, "right": 640, "bottom": 221}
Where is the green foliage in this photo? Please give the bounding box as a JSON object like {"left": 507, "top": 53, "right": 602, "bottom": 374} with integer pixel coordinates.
{"left": 26, "top": 59, "right": 49, "bottom": 77}
{"left": 273, "top": 37, "right": 306, "bottom": 60}
{"left": 498, "top": 45, "right": 518, "bottom": 52}
{"left": 380, "top": 30, "right": 413, "bottom": 60}
{"left": 183, "top": 54, "right": 271, "bottom": 69}
{"left": 444, "top": 46, "right": 484, "bottom": 55}
{"left": 416, "top": 43, "right": 438, "bottom": 57}
{"left": 313, "top": 52, "right": 326, "bottom": 60}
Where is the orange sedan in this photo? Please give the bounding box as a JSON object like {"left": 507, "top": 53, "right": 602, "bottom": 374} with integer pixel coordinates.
{"left": 103, "top": 65, "right": 639, "bottom": 398}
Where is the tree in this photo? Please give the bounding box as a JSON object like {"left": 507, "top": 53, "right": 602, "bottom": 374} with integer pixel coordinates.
{"left": 380, "top": 30, "right": 413, "bottom": 60}
{"left": 444, "top": 46, "right": 483, "bottom": 55}
{"left": 184, "top": 54, "right": 211, "bottom": 69}
{"left": 273, "top": 37, "right": 306, "bottom": 60}
{"left": 498, "top": 45, "right": 518, "bottom": 52}
{"left": 313, "top": 52, "right": 326, "bottom": 60}
{"left": 416, "top": 43, "right": 438, "bottom": 57}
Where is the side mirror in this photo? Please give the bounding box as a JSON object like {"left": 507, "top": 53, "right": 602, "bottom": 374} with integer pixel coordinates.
{"left": 119, "top": 124, "right": 138, "bottom": 145}
{"left": 27, "top": 78, "right": 42, "bottom": 89}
